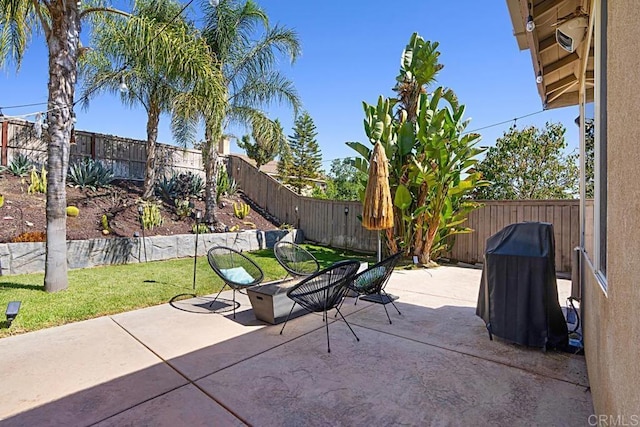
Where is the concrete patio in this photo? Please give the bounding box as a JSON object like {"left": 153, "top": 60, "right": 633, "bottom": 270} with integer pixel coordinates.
{"left": 0, "top": 266, "right": 593, "bottom": 426}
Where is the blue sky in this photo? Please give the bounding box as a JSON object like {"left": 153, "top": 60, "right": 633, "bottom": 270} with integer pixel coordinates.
{"left": 0, "top": 0, "right": 579, "bottom": 169}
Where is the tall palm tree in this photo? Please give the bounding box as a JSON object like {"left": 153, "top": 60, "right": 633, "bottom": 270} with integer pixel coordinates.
{"left": 81, "top": 0, "right": 225, "bottom": 200}
{"left": 174, "top": 0, "right": 301, "bottom": 225}
{"left": 0, "top": 0, "right": 125, "bottom": 292}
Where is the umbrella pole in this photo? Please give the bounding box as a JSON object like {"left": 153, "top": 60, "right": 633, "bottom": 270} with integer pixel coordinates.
{"left": 377, "top": 232, "right": 382, "bottom": 263}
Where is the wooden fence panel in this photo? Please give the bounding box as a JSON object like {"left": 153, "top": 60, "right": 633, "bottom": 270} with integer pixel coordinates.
{"left": 449, "top": 200, "right": 580, "bottom": 271}
{"left": 3, "top": 119, "right": 203, "bottom": 180}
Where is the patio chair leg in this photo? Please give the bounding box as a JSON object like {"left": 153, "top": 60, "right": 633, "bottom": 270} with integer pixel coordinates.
{"left": 381, "top": 300, "right": 392, "bottom": 324}
{"left": 232, "top": 289, "right": 236, "bottom": 319}
{"left": 334, "top": 307, "right": 359, "bottom": 342}
{"left": 208, "top": 284, "right": 228, "bottom": 309}
{"left": 325, "top": 310, "right": 331, "bottom": 353}
{"left": 382, "top": 290, "right": 402, "bottom": 315}
{"left": 280, "top": 302, "right": 297, "bottom": 335}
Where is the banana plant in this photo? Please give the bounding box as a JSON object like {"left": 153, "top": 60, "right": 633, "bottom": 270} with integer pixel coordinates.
{"left": 347, "top": 33, "right": 487, "bottom": 264}
{"left": 409, "top": 91, "right": 489, "bottom": 263}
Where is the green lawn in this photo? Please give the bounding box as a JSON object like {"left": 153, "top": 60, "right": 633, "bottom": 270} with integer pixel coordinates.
{"left": 0, "top": 245, "right": 373, "bottom": 338}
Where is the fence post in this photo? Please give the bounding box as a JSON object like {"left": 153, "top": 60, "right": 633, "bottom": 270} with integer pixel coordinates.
{"left": 90, "top": 133, "right": 96, "bottom": 160}
{"left": 1, "top": 120, "right": 8, "bottom": 166}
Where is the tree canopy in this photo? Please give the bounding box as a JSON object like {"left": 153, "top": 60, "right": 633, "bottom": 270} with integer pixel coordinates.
{"left": 313, "top": 159, "right": 366, "bottom": 201}
{"left": 474, "top": 123, "right": 579, "bottom": 200}
{"left": 238, "top": 119, "right": 286, "bottom": 170}
{"left": 280, "top": 112, "right": 322, "bottom": 194}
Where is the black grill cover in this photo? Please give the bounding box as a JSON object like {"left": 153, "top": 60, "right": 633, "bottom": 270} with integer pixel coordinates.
{"left": 476, "top": 222, "right": 568, "bottom": 349}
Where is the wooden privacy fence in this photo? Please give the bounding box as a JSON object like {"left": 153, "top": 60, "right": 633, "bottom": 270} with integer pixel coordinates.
{"left": 228, "top": 155, "right": 379, "bottom": 252}
{"left": 0, "top": 119, "right": 204, "bottom": 180}
{"left": 447, "top": 200, "right": 579, "bottom": 272}
{"left": 230, "top": 155, "right": 579, "bottom": 272}
{"left": 0, "top": 121, "right": 580, "bottom": 271}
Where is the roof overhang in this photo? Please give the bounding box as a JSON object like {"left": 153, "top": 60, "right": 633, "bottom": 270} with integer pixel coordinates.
{"left": 505, "top": 0, "right": 594, "bottom": 109}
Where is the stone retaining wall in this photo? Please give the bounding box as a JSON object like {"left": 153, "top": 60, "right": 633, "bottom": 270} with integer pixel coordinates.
{"left": 0, "top": 229, "right": 301, "bottom": 276}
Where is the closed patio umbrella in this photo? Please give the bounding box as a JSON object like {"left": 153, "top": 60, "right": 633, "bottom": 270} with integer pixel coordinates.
{"left": 362, "top": 142, "right": 394, "bottom": 262}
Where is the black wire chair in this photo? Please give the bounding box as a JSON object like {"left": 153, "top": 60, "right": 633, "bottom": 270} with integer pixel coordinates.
{"left": 339, "top": 252, "right": 402, "bottom": 324}
{"left": 273, "top": 241, "right": 320, "bottom": 279}
{"left": 280, "top": 260, "right": 361, "bottom": 353}
{"left": 207, "top": 246, "right": 264, "bottom": 318}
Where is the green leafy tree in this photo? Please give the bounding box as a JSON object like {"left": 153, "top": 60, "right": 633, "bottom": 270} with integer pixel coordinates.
{"left": 238, "top": 119, "right": 286, "bottom": 170}
{"left": 322, "top": 158, "right": 366, "bottom": 201}
{"left": 347, "top": 33, "right": 487, "bottom": 264}
{"left": 474, "top": 123, "right": 579, "bottom": 200}
{"left": 82, "top": 0, "right": 223, "bottom": 200}
{"left": 0, "top": 0, "right": 128, "bottom": 291}
{"left": 173, "top": 0, "right": 301, "bottom": 225}
{"left": 282, "top": 112, "right": 323, "bottom": 194}
{"left": 584, "top": 118, "right": 594, "bottom": 198}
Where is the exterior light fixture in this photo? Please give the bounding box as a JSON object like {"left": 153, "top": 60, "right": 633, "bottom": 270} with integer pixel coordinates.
{"left": 210, "top": 0, "right": 219, "bottom": 6}
{"left": 137, "top": 205, "right": 147, "bottom": 262}
{"left": 119, "top": 75, "right": 128, "bottom": 93}
{"left": 536, "top": 71, "right": 543, "bottom": 84}
{"left": 344, "top": 206, "right": 349, "bottom": 215}
{"left": 196, "top": 210, "right": 202, "bottom": 220}
{"left": 526, "top": 15, "right": 536, "bottom": 32}
{"left": 5, "top": 301, "right": 21, "bottom": 327}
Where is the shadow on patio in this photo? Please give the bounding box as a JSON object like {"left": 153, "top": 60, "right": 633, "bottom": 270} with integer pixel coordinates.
{"left": 0, "top": 267, "right": 593, "bottom": 426}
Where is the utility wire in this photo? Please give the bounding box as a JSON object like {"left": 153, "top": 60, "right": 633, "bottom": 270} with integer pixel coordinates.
{"left": 319, "top": 109, "right": 548, "bottom": 164}
{"left": 463, "top": 110, "right": 544, "bottom": 134}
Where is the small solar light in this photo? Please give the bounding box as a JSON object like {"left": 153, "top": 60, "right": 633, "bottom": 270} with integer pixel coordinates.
{"left": 196, "top": 210, "right": 202, "bottom": 220}
{"left": 344, "top": 206, "right": 349, "bottom": 215}
{"left": 6, "top": 301, "right": 21, "bottom": 327}
{"left": 536, "top": 70, "right": 543, "bottom": 84}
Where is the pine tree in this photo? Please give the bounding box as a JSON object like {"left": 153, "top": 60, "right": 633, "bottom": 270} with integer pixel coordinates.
{"left": 282, "top": 112, "right": 323, "bottom": 194}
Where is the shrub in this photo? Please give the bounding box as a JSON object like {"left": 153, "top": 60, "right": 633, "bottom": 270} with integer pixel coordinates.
{"left": 216, "top": 167, "right": 238, "bottom": 203}
{"left": 28, "top": 166, "right": 47, "bottom": 194}
{"left": 66, "top": 206, "right": 80, "bottom": 217}
{"left": 67, "top": 158, "right": 114, "bottom": 190}
{"left": 1, "top": 154, "right": 32, "bottom": 177}
{"left": 155, "top": 172, "right": 204, "bottom": 201}
{"left": 192, "top": 223, "right": 209, "bottom": 234}
{"left": 140, "top": 202, "right": 163, "bottom": 230}
{"left": 12, "top": 231, "right": 46, "bottom": 242}
{"left": 174, "top": 199, "right": 192, "bottom": 219}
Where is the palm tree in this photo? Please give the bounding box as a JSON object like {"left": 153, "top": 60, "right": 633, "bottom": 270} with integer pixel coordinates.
{"left": 174, "top": 0, "right": 301, "bottom": 226}
{"left": 81, "top": 0, "right": 225, "bottom": 200}
{"left": 0, "top": 0, "right": 126, "bottom": 292}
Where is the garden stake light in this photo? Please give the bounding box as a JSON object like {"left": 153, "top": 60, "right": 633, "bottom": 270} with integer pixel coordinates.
{"left": 5, "top": 301, "right": 21, "bottom": 327}
{"left": 138, "top": 205, "right": 147, "bottom": 262}
{"left": 193, "top": 210, "right": 202, "bottom": 291}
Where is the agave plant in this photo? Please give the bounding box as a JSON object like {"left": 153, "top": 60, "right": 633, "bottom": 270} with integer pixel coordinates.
{"left": 0, "top": 154, "right": 33, "bottom": 177}
{"left": 155, "top": 171, "right": 204, "bottom": 202}
{"left": 67, "top": 158, "right": 115, "bottom": 190}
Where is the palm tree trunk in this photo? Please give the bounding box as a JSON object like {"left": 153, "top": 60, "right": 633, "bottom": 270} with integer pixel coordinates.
{"left": 44, "top": 3, "right": 81, "bottom": 292}
{"left": 142, "top": 106, "right": 160, "bottom": 200}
